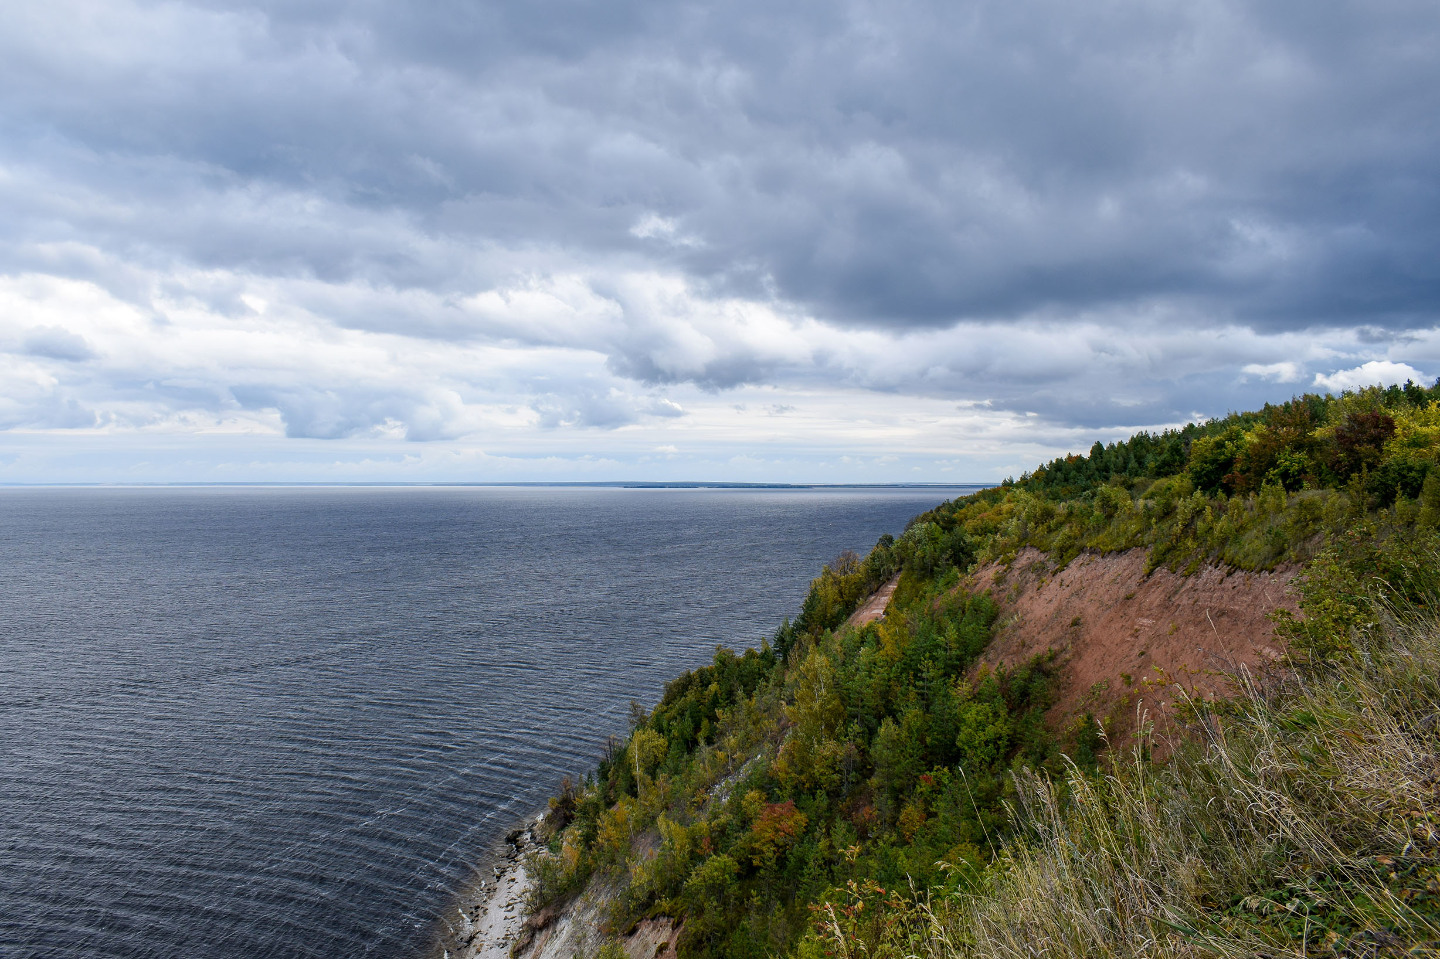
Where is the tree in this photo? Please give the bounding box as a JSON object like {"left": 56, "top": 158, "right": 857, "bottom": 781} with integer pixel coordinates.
{"left": 682, "top": 854, "right": 740, "bottom": 940}
{"left": 748, "top": 801, "right": 808, "bottom": 867}
{"left": 1325, "top": 410, "right": 1396, "bottom": 479}
{"left": 954, "top": 700, "right": 1011, "bottom": 769}
{"left": 1187, "top": 426, "right": 1245, "bottom": 494}
{"left": 1419, "top": 470, "right": 1440, "bottom": 528}
{"left": 628, "top": 727, "right": 668, "bottom": 780}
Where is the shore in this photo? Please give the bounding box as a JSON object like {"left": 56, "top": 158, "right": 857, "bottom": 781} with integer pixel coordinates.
{"left": 438, "top": 811, "right": 546, "bottom": 959}
{"left": 439, "top": 808, "right": 679, "bottom": 959}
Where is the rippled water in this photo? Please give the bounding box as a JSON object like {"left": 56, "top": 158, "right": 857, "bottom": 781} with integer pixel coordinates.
{"left": 0, "top": 485, "right": 980, "bottom": 958}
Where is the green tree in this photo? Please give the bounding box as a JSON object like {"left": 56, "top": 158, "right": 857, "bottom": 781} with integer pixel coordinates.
{"left": 1419, "top": 470, "right": 1440, "bottom": 528}
{"left": 682, "top": 854, "right": 741, "bottom": 940}
{"left": 954, "top": 700, "right": 1011, "bottom": 769}
{"left": 1187, "top": 426, "right": 1244, "bottom": 494}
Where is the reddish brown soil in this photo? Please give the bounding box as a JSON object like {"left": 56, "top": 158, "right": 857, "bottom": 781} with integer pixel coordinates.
{"left": 967, "top": 548, "right": 1299, "bottom": 748}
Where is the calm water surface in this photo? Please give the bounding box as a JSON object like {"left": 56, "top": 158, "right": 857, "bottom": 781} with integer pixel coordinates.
{"left": 0, "top": 486, "right": 982, "bottom": 958}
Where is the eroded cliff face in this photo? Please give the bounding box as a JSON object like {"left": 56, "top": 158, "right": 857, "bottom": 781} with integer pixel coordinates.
{"left": 510, "top": 876, "right": 680, "bottom": 959}
{"left": 968, "top": 547, "right": 1298, "bottom": 747}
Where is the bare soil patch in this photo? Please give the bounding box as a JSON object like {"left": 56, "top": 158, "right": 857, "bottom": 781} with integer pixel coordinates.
{"left": 968, "top": 548, "right": 1298, "bottom": 748}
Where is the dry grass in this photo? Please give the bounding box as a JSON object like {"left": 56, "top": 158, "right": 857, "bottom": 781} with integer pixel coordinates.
{"left": 807, "top": 605, "right": 1440, "bottom": 959}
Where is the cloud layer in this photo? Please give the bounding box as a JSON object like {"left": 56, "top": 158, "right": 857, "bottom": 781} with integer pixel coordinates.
{"left": 1, "top": 0, "right": 1438, "bottom": 481}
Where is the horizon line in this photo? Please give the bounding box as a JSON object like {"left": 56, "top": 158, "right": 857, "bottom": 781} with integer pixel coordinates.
{"left": 0, "top": 480, "right": 997, "bottom": 490}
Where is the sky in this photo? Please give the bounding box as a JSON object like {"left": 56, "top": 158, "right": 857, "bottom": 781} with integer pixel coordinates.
{"left": 2, "top": 0, "right": 1439, "bottom": 484}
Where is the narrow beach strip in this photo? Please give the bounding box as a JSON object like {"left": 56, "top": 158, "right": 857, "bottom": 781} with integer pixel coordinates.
{"left": 442, "top": 811, "right": 545, "bottom": 959}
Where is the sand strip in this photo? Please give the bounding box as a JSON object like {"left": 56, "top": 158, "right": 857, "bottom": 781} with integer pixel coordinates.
{"left": 439, "top": 811, "right": 546, "bottom": 959}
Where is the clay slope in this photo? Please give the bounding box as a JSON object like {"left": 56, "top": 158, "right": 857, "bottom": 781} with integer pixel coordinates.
{"left": 968, "top": 548, "right": 1298, "bottom": 747}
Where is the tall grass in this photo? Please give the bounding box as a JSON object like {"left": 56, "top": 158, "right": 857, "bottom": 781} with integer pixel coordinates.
{"left": 808, "top": 600, "right": 1440, "bottom": 958}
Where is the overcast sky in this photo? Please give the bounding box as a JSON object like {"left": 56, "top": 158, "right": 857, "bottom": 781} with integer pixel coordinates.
{"left": 2, "top": 0, "right": 1438, "bottom": 483}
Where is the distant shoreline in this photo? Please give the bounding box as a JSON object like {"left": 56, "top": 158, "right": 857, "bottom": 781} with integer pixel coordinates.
{"left": 0, "top": 481, "right": 994, "bottom": 490}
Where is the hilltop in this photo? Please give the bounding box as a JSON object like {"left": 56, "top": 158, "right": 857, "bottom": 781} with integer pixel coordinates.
{"left": 507, "top": 382, "right": 1440, "bottom": 959}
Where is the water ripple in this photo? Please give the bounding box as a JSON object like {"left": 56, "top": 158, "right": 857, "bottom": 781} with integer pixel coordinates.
{"left": 0, "top": 485, "right": 980, "bottom": 958}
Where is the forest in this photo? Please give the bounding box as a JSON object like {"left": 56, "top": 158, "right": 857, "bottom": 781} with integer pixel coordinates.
{"left": 527, "top": 381, "right": 1440, "bottom": 959}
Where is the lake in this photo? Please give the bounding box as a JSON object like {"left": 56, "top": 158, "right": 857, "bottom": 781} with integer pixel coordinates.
{"left": 0, "top": 485, "right": 982, "bottom": 958}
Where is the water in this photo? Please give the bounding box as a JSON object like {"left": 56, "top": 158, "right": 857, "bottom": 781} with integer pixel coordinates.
{"left": 0, "top": 485, "right": 982, "bottom": 958}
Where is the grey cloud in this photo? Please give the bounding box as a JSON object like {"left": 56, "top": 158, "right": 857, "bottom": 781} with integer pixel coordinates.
{"left": 1354, "top": 326, "right": 1421, "bottom": 346}
{"left": 228, "top": 384, "right": 461, "bottom": 440}
{"left": 532, "top": 388, "right": 687, "bottom": 429}
{"left": 6, "top": 0, "right": 1438, "bottom": 337}
{"left": 3, "top": 0, "right": 1440, "bottom": 443}
{"left": 0, "top": 393, "right": 99, "bottom": 431}
{"left": 604, "top": 348, "right": 781, "bottom": 391}
{"left": 22, "top": 326, "right": 95, "bottom": 361}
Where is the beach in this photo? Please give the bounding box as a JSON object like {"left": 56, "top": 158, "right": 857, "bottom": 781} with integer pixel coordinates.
{"left": 440, "top": 813, "right": 544, "bottom": 959}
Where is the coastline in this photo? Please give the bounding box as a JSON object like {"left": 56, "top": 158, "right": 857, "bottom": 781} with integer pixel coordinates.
{"left": 437, "top": 807, "right": 681, "bottom": 959}
{"left": 436, "top": 809, "right": 547, "bottom": 959}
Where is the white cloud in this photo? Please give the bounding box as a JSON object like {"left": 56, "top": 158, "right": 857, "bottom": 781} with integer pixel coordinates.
{"left": 629, "top": 213, "right": 703, "bottom": 248}
{"left": 1241, "top": 361, "right": 1301, "bottom": 383}
{"left": 1313, "top": 360, "right": 1427, "bottom": 394}
{"left": 5, "top": 257, "right": 1437, "bottom": 483}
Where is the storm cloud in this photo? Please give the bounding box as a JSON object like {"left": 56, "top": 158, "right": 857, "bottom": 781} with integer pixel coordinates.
{"left": 1, "top": 0, "right": 1438, "bottom": 480}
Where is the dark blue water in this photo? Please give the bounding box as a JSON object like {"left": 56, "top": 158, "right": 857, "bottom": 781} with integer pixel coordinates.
{"left": 0, "top": 485, "right": 981, "bottom": 958}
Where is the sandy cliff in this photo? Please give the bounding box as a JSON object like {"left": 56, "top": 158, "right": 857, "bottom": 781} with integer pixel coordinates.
{"left": 969, "top": 547, "right": 1298, "bottom": 745}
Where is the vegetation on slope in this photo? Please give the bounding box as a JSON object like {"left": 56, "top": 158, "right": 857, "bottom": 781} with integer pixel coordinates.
{"left": 528, "top": 382, "right": 1440, "bottom": 959}
{"left": 810, "top": 532, "right": 1440, "bottom": 959}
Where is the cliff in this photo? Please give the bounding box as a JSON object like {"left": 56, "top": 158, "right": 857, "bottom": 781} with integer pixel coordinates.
{"left": 494, "top": 383, "right": 1440, "bottom": 959}
{"left": 490, "top": 545, "right": 1300, "bottom": 959}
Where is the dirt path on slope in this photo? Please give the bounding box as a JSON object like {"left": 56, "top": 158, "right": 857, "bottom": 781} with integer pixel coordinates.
{"left": 847, "top": 574, "right": 901, "bottom": 628}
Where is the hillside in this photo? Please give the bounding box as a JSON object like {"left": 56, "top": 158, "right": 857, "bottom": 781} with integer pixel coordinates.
{"left": 515, "top": 382, "right": 1440, "bottom": 959}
